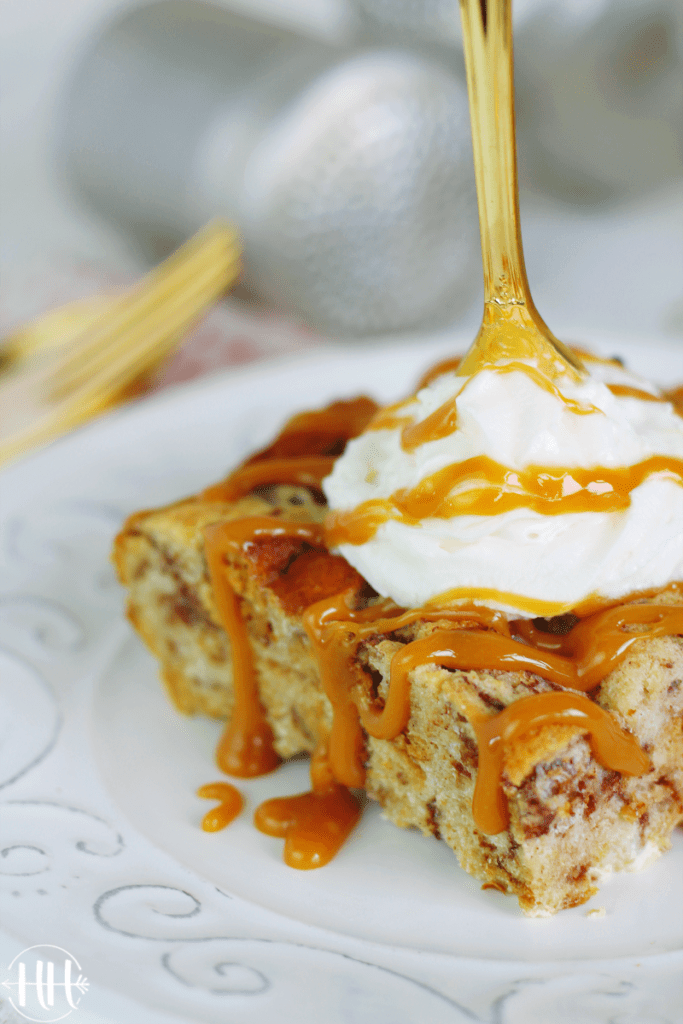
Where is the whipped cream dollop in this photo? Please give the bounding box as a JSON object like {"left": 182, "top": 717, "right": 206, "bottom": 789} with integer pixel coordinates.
{"left": 323, "top": 355, "right": 683, "bottom": 617}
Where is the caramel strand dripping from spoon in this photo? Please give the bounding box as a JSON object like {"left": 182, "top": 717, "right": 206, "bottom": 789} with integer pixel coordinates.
{"left": 457, "top": 0, "right": 585, "bottom": 382}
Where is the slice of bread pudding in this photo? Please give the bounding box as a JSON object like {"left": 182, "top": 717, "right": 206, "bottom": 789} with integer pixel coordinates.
{"left": 114, "top": 429, "right": 683, "bottom": 916}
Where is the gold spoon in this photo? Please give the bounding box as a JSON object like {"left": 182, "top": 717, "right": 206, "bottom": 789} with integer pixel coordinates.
{"left": 457, "top": 0, "right": 585, "bottom": 381}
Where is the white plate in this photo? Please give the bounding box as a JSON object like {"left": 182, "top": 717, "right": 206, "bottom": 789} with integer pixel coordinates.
{"left": 1, "top": 331, "right": 682, "bottom": 1024}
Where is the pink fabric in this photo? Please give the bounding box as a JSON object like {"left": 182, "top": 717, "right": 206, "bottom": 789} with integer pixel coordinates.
{"left": 151, "top": 300, "right": 323, "bottom": 390}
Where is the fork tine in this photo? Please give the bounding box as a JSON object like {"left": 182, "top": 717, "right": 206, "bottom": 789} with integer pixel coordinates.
{"left": 0, "top": 295, "right": 116, "bottom": 372}
{"left": 57, "top": 257, "right": 239, "bottom": 408}
{"left": 50, "top": 244, "right": 240, "bottom": 400}
{"left": 49, "top": 221, "right": 239, "bottom": 399}
{"left": 0, "top": 221, "right": 242, "bottom": 466}
{"left": 0, "top": 259, "right": 238, "bottom": 465}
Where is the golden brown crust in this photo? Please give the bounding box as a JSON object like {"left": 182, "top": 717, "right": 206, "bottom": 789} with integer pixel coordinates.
{"left": 114, "top": 491, "right": 683, "bottom": 916}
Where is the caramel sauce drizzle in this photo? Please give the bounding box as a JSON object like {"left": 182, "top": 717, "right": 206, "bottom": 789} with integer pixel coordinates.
{"left": 489, "top": 361, "right": 601, "bottom": 415}
{"left": 197, "top": 782, "right": 243, "bottom": 831}
{"left": 375, "top": 358, "right": 678, "bottom": 463}
{"left": 607, "top": 384, "right": 664, "bottom": 402}
{"left": 557, "top": 579, "right": 683, "bottom": 620}
{"left": 250, "top": 397, "right": 378, "bottom": 459}
{"left": 304, "top": 598, "right": 514, "bottom": 784}
{"left": 302, "top": 592, "right": 402, "bottom": 787}
{"left": 205, "top": 516, "right": 365, "bottom": 864}
{"left": 325, "top": 453, "right": 683, "bottom": 548}
{"left": 532, "top": 581, "right": 683, "bottom": 618}
{"left": 202, "top": 456, "right": 335, "bottom": 503}
{"left": 425, "top": 586, "right": 581, "bottom": 619}
{"left": 666, "top": 385, "right": 683, "bottom": 416}
{"left": 416, "top": 355, "right": 462, "bottom": 390}
{"left": 198, "top": 399, "right": 375, "bottom": 860}
{"left": 373, "top": 360, "right": 601, "bottom": 457}
{"left": 366, "top": 400, "right": 414, "bottom": 434}
{"left": 423, "top": 581, "right": 680, "bottom": 620}
{"left": 471, "top": 692, "right": 650, "bottom": 834}
{"left": 512, "top": 603, "right": 683, "bottom": 690}
{"left": 305, "top": 599, "right": 664, "bottom": 834}
{"left": 208, "top": 516, "right": 325, "bottom": 553}
{"left": 400, "top": 398, "right": 459, "bottom": 452}
{"left": 198, "top": 386, "right": 681, "bottom": 861}
{"left": 204, "top": 517, "right": 324, "bottom": 778}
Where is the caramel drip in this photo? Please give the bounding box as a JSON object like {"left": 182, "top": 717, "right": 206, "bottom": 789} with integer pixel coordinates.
{"left": 400, "top": 398, "right": 458, "bottom": 452}
{"left": 302, "top": 592, "right": 394, "bottom": 788}
{"left": 427, "top": 580, "right": 683, "bottom": 620}
{"left": 512, "top": 603, "right": 683, "bottom": 691}
{"left": 304, "top": 593, "right": 679, "bottom": 834}
{"left": 325, "top": 501, "right": 390, "bottom": 547}
{"left": 607, "top": 384, "right": 664, "bottom": 402}
{"left": 426, "top": 587, "right": 580, "bottom": 619}
{"left": 304, "top": 597, "right": 512, "bottom": 784}
{"left": 393, "top": 456, "right": 680, "bottom": 518}
{"left": 325, "top": 454, "right": 683, "bottom": 547}
{"left": 197, "top": 782, "right": 243, "bottom": 831}
{"left": 253, "top": 742, "right": 361, "bottom": 868}
{"left": 471, "top": 692, "right": 650, "bottom": 834}
{"left": 197, "top": 394, "right": 375, "bottom": 867}
{"left": 204, "top": 517, "right": 325, "bottom": 777}
{"left": 195, "top": 390, "right": 682, "bottom": 860}
{"left": 363, "top": 630, "right": 577, "bottom": 740}
{"left": 209, "top": 516, "right": 325, "bottom": 552}
{"left": 204, "top": 522, "right": 281, "bottom": 777}
{"left": 381, "top": 359, "right": 601, "bottom": 456}
{"left": 370, "top": 414, "right": 414, "bottom": 434}
{"left": 569, "top": 580, "right": 683, "bottom": 619}
{"left": 202, "top": 456, "right": 335, "bottom": 502}
{"left": 666, "top": 385, "right": 683, "bottom": 416}
{"left": 202, "top": 395, "right": 377, "bottom": 503}
{"left": 367, "top": 400, "right": 414, "bottom": 433}
{"left": 489, "top": 361, "right": 600, "bottom": 415}
{"left": 416, "top": 355, "right": 462, "bottom": 390}
{"left": 249, "top": 396, "right": 379, "bottom": 461}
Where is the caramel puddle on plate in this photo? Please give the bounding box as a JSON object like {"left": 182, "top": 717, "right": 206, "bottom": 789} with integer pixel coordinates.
{"left": 254, "top": 744, "right": 362, "bottom": 869}
{"left": 198, "top": 781, "right": 244, "bottom": 831}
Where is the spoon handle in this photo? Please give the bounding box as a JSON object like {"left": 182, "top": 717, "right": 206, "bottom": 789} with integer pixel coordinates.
{"left": 458, "top": 0, "right": 585, "bottom": 378}
{"left": 459, "top": 0, "right": 529, "bottom": 308}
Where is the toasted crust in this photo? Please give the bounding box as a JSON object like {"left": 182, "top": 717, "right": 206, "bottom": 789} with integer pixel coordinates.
{"left": 114, "top": 489, "right": 683, "bottom": 916}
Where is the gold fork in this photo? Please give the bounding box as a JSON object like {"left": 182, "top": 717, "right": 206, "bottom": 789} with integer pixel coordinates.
{"left": 0, "top": 222, "right": 241, "bottom": 466}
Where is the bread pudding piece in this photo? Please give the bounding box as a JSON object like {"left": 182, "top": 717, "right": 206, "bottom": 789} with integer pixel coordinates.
{"left": 114, "top": 481, "right": 683, "bottom": 917}
{"left": 114, "top": 485, "right": 331, "bottom": 735}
